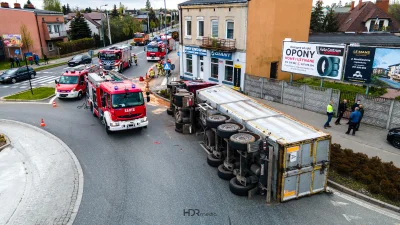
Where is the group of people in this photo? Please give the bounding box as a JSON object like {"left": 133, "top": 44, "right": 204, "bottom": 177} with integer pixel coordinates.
{"left": 147, "top": 59, "right": 172, "bottom": 79}
{"left": 324, "top": 99, "right": 365, "bottom": 135}
{"left": 9, "top": 53, "right": 49, "bottom": 68}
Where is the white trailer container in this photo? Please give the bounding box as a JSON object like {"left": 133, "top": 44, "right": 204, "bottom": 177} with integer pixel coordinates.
{"left": 196, "top": 85, "right": 331, "bottom": 202}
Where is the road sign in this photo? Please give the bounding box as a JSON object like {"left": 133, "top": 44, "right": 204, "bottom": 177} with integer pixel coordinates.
{"left": 88, "top": 50, "right": 94, "bottom": 57}
{"left": 15, "top": 49, "right": 20, "bottom": 55}
{"left": 171, "top": 64, "right": 175, "bottom": 70}
{"left": 164, "top": 63, "right": 171, "bottom": 71}
{"left": 177, "top": 51, "right": 180, "bottom": 57}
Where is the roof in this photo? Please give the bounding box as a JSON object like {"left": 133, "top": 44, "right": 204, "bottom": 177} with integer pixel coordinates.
{"left": 67, "top": 12, "right": 103, "bottom": 20}
{"left": 83, "top": 14, "right": 101, "bottom": 27}
{"left": 336, "top": 1, "right": 400, "bottom": 32}
{"left": 309, "top": 33, "right": 400, "bottom": 46}
{"left": 196, "top": 85, "right": 329, "bottom": 144}
{"left": 101, "top": 80, "right": 141, "bottom": 93}
{"left": 179, "top": 0, "right": 248, "bottom": 6}
{"left": 0, "top": 7, "right": 63, "bottom": 15}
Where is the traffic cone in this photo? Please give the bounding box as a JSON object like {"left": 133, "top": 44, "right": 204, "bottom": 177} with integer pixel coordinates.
{"left": 139, "top": 76, "right": 144, "bottom": 82}
{"left": 52, "top": 101, "right": 57, "bottom": 108}
{"left": 40, "top": 119, "right": 46, "bottom": 127}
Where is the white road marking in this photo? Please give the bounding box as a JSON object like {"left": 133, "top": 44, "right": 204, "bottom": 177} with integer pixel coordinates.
{"left": 331, "top": 200, "right": 349, "bottom": 207}
{"left": 330, "top": 188, "right": 400, "bottom": 221}
{"left": 48, "top": 95, "right": 57, "bottom": 104}
{"left": 1, "top": 86, "right": 9, "bottom": 88}
{"left": 10, "top": 86, "right": 18, "bottom": 88}
{"left": 343, "top": 214, "right": 362, "bottom": 222}
{"left": 161, "top": 78, "right": 167, "bottom": 86}
{"left": 19, "top": 86, "right": 27, "bottom": 89}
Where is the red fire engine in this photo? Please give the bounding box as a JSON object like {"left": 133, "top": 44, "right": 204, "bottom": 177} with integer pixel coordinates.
{"left": 160, "top": 34, "right": 175, "bottom": 52}
{"left": 146, "top": 41, "right": 167, "bottom": 61}
{"left": 98, "top": 45, "right": 133, "bottom": 73}
{"left": 86, "top": 70, "right": 150, "bottom": 134}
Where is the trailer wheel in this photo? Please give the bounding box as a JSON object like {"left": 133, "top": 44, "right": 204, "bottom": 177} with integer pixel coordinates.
{"left": 204, "top": 129, "right": 215, "bottom": 147}
{"left": 175, "top": 122, "right": 183, "bottom": 133}
{"left": 166, "top": 108, "right": 173, "bottom": 115}
{"left": 229, "top": 133, "right": 256, "bottom": 151}
{"left": 218, "top": 164, "right": 234, "bottom": 180}
{"left": 206, "top": 115, "right": 229, "bottom": 129}
{"left": 207, "top": 154, "right": 223, "bottom": 167}
{"left": 229, "top": 177, "right": 256, "bottom": 196}
{"left": 217, "top": 123, "right": 240, "bottom": 138}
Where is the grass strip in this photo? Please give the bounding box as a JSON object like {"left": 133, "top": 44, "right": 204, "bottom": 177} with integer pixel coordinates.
{"left": 4, "top": 87, "right": 55, "bottom": 100}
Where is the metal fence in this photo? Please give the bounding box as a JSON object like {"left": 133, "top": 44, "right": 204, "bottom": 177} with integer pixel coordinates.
{"left": 244, "top": 74, "right": 400, "bottom": 130}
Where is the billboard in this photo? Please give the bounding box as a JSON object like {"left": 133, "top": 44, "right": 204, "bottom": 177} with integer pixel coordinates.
{"left": 2, "top": 34, "right": 23, "bottom": 47}
{"left": 281, "top": 41, "right": 346, "bottom": 80}
{"left": 344, "top": 46, "right": 400, "bottom": 84}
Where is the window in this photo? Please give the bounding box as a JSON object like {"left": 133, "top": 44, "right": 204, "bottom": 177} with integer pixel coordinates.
{"left": 211, "top": 58, "right": 219, "bottom": 79}
{"left": 186, "top": 54, "right": 193, "bottom": 73}
{"left": 111, "top": 92, "right": 144, "bottom": 108}
{"left": 270, "top": 62, "right": 278, "bottom": 79}
{"left": 48, "top": 42, "right": 54, "bottom": 51}
{"left": 226, "top": 21, "right": 234, "bottom": 39}
{"left": 198, "top": 20, "right": 204, "bottom": 37}
{"left": 225, "top": 60, "right": 233, "bottom": 81}
{"left": 47, "top": 25, "right": 52, "bottom": 33}
{"left": 211, "top": 20, "right": 218, "bottom": 38}
{"left": 54, "top": 25, "right": 60, "bottom": 33}
{"left": 107, "top": 93, "right": 111, "bottom": 107}
{"left": 186, "top": 20, "right": 192, "bottom": 36}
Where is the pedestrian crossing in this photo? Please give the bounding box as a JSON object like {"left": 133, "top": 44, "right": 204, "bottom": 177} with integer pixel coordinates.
{"left": 0, "top": 75, "right": 58, "bottom": 89}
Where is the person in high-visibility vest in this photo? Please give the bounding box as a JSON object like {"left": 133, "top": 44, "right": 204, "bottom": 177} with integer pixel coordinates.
{"left": 149, "top": 68, "right": 155, "bottom": 78}
{"left": 324, "top": 100, "right": 334, "bottom": 129}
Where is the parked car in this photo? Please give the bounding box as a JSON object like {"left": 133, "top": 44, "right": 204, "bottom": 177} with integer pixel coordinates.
{"left": 387, "top": 128, "right": 400, "bottom": 149}
{"left": 0, "top": 67, "right": 36, "bottom": 84}
{"left": 68, "top": 54, "right": 92, "bottom": 67}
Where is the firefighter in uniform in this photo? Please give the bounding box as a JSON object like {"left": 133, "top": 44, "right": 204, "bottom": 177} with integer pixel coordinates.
{"left": 149, "top": 68, "right": 155, "bottom": 78}
{"left": 157, "top": 61, "right": 163, "bottom": 76}
{"left": 133, "top": 54, "right": 138, "bottom": 66}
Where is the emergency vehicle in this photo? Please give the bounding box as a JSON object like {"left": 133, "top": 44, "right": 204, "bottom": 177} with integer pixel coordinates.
{"left": 160, "top": 35, "right": 175, "bottom": 52}
{"left": 146, "top": 41, "right": 167, "bottom": 61}
{"left": 54, "top": 65, "right": 96, "bottom": 99}
{"left": 98, "top": 45, "right": 132, "bottom": 73}
{"left": 86, "top": 70, "right": 150, "bottom": 134}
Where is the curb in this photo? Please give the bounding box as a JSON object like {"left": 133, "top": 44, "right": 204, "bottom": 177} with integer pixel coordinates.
{"left": 151, "top": 89, "right": 171, "bottom": 103}
{"left": 0, "top": 134, "right": 11, "bottom": 152}
{"left": 1, "top": 89, "right": 55, "bottom": 102}
{"left": 0, "top": 119, "right": 84, "bottom": 225}
{"left": 328, "top": 180, "right": 400, "bottom": 213}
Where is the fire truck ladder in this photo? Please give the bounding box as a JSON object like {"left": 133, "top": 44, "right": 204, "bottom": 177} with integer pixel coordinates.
{"left": 107, "top": 70, "right": 130, "bottom": 81}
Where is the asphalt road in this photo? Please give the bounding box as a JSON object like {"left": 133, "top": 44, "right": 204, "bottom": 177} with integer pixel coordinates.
{"left": 1, "top": 48, "right": 400, "bottom": 224}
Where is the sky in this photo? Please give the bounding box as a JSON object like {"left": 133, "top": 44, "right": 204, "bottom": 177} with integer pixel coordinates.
{"left": 373, "top": 48, "right": 400, "bottom": 69}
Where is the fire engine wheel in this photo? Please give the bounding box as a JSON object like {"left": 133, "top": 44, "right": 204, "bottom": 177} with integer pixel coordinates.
{"left": 206, "top": 115, "right": 229, "bottom": 129}
{"left": 118, "top": 65, "right": 123, "bottom": 73}
{"left": 229, "top": 177, "right": 256, "bottom": 196}
{"left": 167, "top": 108, "right": 173, "bottom": 115}
{"left": 217, "top": 123, "right": 240, "bottom": 139}
{"left": 207, "top": 154, "right": 223, "bottom": 167}
{"left": 229, "top": 133, "right": 256, "bottom": 151}
{"left": 77, "top": 92, "right": 83, "bottom": 100}
{"left": 104, "top": 119, "right": 111, "bottom": 134}
{"left": 218, "top": 164, "right": 234, "bottom": 180}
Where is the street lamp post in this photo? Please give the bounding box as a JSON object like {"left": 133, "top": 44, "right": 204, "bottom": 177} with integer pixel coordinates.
{"left": 106, "top": 10, "right": 112, "bottom": 45}
{"left": 163, "top": 0, "right": 169, "bottom": 85}
{"left": 100, "top": 4, "right": 107, "bottom": 47}
{"left": 147, "top": 13, "right": 150, "bottom": 34}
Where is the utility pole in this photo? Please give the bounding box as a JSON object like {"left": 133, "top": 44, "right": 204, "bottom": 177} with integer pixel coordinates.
{"left": 100, "top": 4, "right": 107, "bottom": 47}
{"left": 147, "top": 13, "right": 150, "bottom": 34}
{"left": 164, "top": 0, "right": 169, "bottom": 85}
{"left": 106, "top": 10, "right": 112, "bottom": 44}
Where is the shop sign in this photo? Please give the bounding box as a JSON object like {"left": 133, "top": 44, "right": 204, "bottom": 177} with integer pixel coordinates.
{"left": 211, "top": 51, "right": 232, "bottom": 60}
{"left": 184, "top": 46, "right": 207, "bottom": 56}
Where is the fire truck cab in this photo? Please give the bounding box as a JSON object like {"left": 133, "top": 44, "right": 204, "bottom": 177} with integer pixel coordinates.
{"left": 86, "top": 71, "right": 150, "bottom": 134}
{"left": 160, "top": 34, "right": 175, "bottom": 52}
{"left": 55, "top": 65, "right": 89, "bottom": 99}
{"left": 98, "top": 45, "right": 132, "bottom": 73}
{"left": 146, "top": 41, "right": 166, "bottom": 61}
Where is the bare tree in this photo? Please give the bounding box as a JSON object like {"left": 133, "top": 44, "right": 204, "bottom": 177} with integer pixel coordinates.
{"left": 20, "top": 24, "right": 34, "bottom": 52}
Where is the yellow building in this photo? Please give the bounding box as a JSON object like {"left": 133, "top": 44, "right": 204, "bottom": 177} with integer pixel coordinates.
{"left": 245, "top": 0, "right": 313, "bottom": 80}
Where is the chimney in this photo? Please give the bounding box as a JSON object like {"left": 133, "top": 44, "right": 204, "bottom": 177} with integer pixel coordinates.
{"left": 14, "top": 2, "right": 21, "bottom": 8}
{"left": 358, "top": 0, "right": 362, "bottom": 10}
{"left": 1, "top": 2, "right": 9, "bottom": 8}
{"left": 376, "top": 0, "right": 389, "bottom": 13}
{"left": 350, "top": 1, "right": 355, "bottom": 10}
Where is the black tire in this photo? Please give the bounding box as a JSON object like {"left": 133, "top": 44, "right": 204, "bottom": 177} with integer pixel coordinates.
{"left": 217, "top": 123, "right": 240, "bottom": 138}
{"left": 30, "top": 74, "right": 35, "bottom": 79}
{"left": 167, "top": 108, "right": 173, "bottom": 115}
{"left": 11, "top": 78, "right": 17, "bottom": 84}
{"left": 119, "top": 65, "right": 123, "bottom": 73}
{"left": 77, "top": 91, "right": 83, "bottom": 100}
{"left": 229, "top": 177, "right": 256, "bottom": 196}
{"left": 204, "top": 129, "right": 215, "bottom": 147}
{"left": 392, "top": 137, "right": 400, "bottom": 149}
{"left": 182, "top": 117, "right": 191, "bottom": 123}
{"left": 175, "top": 122, "right": 183, "bottom": 133}
{"left": 207, "top": 154, "right": 224, "bottom": 167}
{"left": 218, "top": 164, "right": 234, "bottom": 180}
{"left": 206, "top": 115, "right": 229, "bottom": 129}
{"left": 229, "top": 133, "right": 256, "bottom": 151}
{"left": 104, "top": 119, "right": 111, "bottom": 134}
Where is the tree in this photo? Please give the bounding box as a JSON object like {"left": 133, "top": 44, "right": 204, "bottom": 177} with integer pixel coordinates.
{"left": 145, "top": 0, "right": 151, "bottom": 10}
{"left": 43, "top": 0, "right": 62, "bottom": 12}
{"left": 66, "top": 3, "right": 71, "bottom": 13}
{"left": 111, "top": 4, "right": 119, "bottom": 17}
{"left": 70, "top": 11, "right": 92, "bottom": 40}
{"left": 62, "top": 5, "right": 67, "bottom": 15}
{"left": 85, "top": 7, "right": 92, "bottom": 13}
{"left": 310, "top": 0, "right": 324, "bottom": 32}
{"left": 118, "top": 2, "right": 127, "bottom": 15}
{"left": 23, "top": 0, "right": 34, "bottom": 9}
{"left": 324, "top": 5, "right": 339, "bottom": 32}
{"left": 20, "top": 24, "right": 33, "bottom": 52}
{"left": 389, "top": 2, "right": 400, "bottom": 25}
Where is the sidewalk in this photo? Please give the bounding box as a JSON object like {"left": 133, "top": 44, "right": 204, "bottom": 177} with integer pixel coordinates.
{"left": 0, "top": 119, "right": 83, "bottom": 225}
{"left": 251, "top": 98, "right": 400, "bottom": 167}
{"left": 149, "top": 46, "right": 180, "bottom": 93}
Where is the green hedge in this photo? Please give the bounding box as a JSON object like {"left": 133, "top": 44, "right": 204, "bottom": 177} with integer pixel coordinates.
{"left": 56, "top": 38, "right": 95, "bottom": 55}
{"left": 330, "top": 144, "right": 400, "bottom": 201}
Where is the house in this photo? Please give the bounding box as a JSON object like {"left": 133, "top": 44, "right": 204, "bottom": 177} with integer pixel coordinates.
{"left": 309, "top": 33, "right": 400, "bottom": 47}
{"left": 336, "top": 0, "right": 399, "bottom": 32}
{"left": 0, "top": 2, "right": 67, "bottom": 58}
{"left": 388, "top": 63, "right": 400, "bottom": 81}
{"left": 178, "top": 0, "right": 248, "bottom": 90}
{"left": 66, "top": 12, "right": 105, "bottom": 40}
{"left": 245, "top": 0, "right": 313, "bottom": 80}
{"left": 373, "top": 67, "right": 388, "bottom": 76}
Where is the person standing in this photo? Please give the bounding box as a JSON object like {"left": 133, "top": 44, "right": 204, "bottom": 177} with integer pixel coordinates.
{"left": 335, "top": 99, "right": 347, "bottom": 125}
{"left": 34, "top": 53, "right": 40, "bottom": 66}
{"left": 9, "top": 57, "right": 15, "bottom": 68}
{"left": 14, "top": 55, "right": 20, "bottom": 67}
{"left": 324, "top": 100, "right": 334, "bottom": 129}
{"left": 351, "top": 100, "right": 360, "bottom": 112}
{"left": 346, "top": 107, "right": 361, "bottom": 136}
{"left": 43, "top": 54, "right": 49, "bottom": 65}
{"left": 356, "top": 104, "right": 365, "bottom": 131}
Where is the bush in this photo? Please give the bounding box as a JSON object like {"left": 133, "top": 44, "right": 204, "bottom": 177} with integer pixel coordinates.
{"left": 330, "top": 144, "right": 400, "bottom": 201}
{"left": 0, "top": 134, "right": 5, "bottom": 143}
{"left": 56, "top": 38, "right": 95, "bottom": 55}
{"left": 396, "top": 96, "right": 400, "bottom": 101}
{"left": 159, "top": 89, "right": 170, "bottom": 99}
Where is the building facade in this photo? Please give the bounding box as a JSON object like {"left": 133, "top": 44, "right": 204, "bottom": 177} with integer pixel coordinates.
{"left": 0, "top": 3, "right": 67, "bottom": 58}
{"left": 178, "top": 0, "right": 247, "bottom": 90}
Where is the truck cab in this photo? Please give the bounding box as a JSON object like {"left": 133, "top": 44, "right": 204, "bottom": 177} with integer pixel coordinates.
{"left": 55, "top": 67, "right": 88, "bottom": 99}
{"left": 146, "top": 41, "right": 166, "bottom": 61}
{"left": 133, "top": 32, "right": 149, "bottom": 46}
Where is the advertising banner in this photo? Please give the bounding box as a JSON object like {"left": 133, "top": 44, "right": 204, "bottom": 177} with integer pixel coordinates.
{"left": 281, "top": 41, "right": 346, "bottom": 80}
{"left": 2, "top": 34, "right": 23, "bottom": 47}
{"left": 344, "top": 46, "right": 400, "bottom": 84}
{"left": 184, "top": 46, "right": 207, "bottom": 56}
{"left": 211, "top": 51, "right": 232, "bottom": 60}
